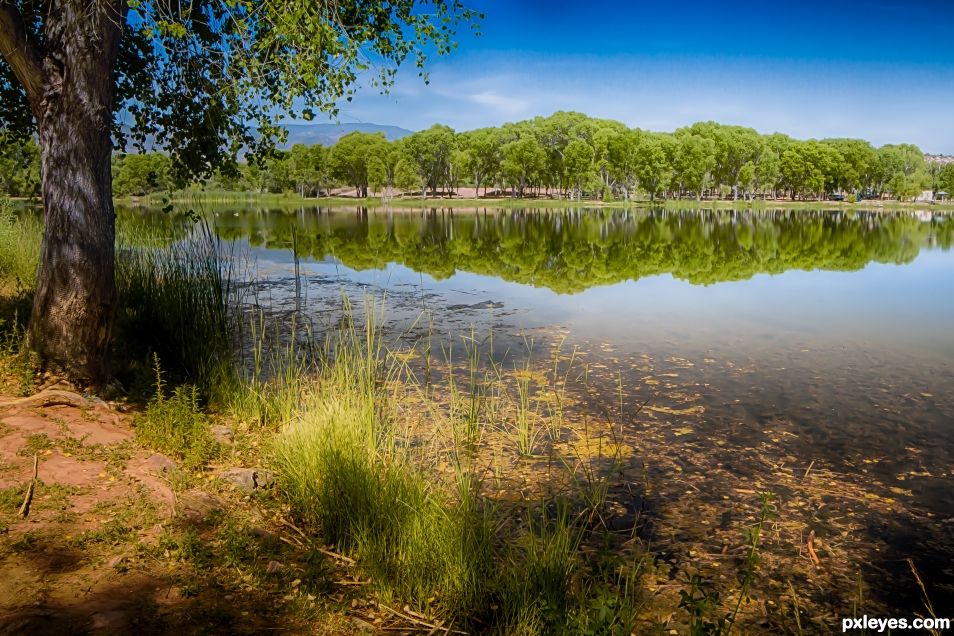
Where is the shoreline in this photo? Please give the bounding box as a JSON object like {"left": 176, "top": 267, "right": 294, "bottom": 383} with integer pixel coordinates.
{"left": 109, "top": 192, "right": 954, "bottom": 213}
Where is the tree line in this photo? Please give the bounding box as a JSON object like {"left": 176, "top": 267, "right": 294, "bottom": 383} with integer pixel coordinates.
{"left": 4, "top": 113, "right": 954, "bottom": 202}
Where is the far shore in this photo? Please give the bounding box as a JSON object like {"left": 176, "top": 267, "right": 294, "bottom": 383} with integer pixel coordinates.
{"left": 112, "top": 191, "right": 954, "bottom": 213}
{"left": 10, "top": 192, "right": 954, "bottom": 213}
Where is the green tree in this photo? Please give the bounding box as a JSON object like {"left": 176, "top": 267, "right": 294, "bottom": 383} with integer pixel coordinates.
{"left": 605, "top": 129, "right": 641, "bottom": 200}
{"left": 633, "top": 134, "right": 671, "bottom": 202}
{"left": 822, "top": 138, "right": 877, "bottom": 193}
{"left": 0, "top": 133, "right": 39, "bottom": 197}
{"left": 112, "top": 153, "right": 173, "bottom": 197}
{"left": 393, "top": 158, "right": 420, "bottom": 196}
{"left": 878, "top": 144, "right": 926, "bottom": 201}
{"left": 402, "top": 124, "right": 457, "bottom": 197}
{"left": 938, "top": 163, "right": 954, "bottom": 197}
{"left": 563, "top": 139, "right": 594, "bottom": 200}
{"left": 687, "top": 122, "right": 761, "bottom": 198}
{"left": 448, "top": 148, "right": 470, "bottom": 195}
{"left": 738, "top": 161, "right": 756, "bottom": 200}
{"left": 457, "top": 128, "right": 500, "bottom": 196}
{"left": 672, "top": 133, "right": 716, "bottom": 200}
{"left": 288, "top": 144, "right": 326, "bottom": 197}
{"left": 328, "top": 132, "right": 390, "bottom": 198}
{"left": 0, "top": 0, "right": 479, "bottom": 383}
{"left": 781, "top": 142, "right": 826, "bottom": 199}
{"left": 500, "top": 135, "right": 546, "bottom": 198}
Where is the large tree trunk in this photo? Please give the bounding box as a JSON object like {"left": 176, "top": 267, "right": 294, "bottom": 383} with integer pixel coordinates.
{"left": 21, "top": 4, "right": 125, "bottom": 386}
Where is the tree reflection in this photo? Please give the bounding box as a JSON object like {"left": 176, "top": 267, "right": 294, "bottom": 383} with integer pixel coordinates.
{"left": 206, "top": 207, "right": 952, "bottom": 292}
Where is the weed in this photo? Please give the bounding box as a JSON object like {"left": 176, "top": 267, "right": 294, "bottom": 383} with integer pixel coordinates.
{"left": 19, "top": 433, "right": 54, "bottom": 456}
{"left": 0, "top": 483, "right": 24, "bottom": 514}
{"left": 272, "top": 336, "right": 498, "bottom": 620}
{"left": 679, "top": 574, "right": 728, "bottom": 635}
{"left": 72, "top": 518, "right": 134, "bottom": 547}
{"left": 134, "top": 357, "right": 219, "bottom": 468}
{"left": 11, "top": 530, "right": 39, "bottom": 552}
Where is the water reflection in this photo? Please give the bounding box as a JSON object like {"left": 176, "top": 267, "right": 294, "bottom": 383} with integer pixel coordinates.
{"left": 206, "top": 207, "right": 953, "bottom": 291}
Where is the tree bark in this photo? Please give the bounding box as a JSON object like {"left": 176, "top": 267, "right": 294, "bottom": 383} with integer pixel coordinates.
{"left": 13, "top": 3, "right": 126, "bottom": 386}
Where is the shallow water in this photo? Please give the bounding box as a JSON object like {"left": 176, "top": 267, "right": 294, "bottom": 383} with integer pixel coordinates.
{"left": 140, "top": 204, "right": 954, "bottom": 616}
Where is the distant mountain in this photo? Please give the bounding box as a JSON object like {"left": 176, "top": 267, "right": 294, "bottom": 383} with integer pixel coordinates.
{"left": 281, "top": 123, "right": 414, "bottom": 147}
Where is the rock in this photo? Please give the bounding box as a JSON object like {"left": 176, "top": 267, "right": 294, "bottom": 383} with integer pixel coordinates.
{"left": 220, "top": 467, "right": 275, "bottom": 493}
{"left": 177, "top": 490, "right": 223, "bottom": 522}
{"left": 250, "top": 526, "right": 278, "bottom": 541}
{"left": 89, "top": 610, "right": 128, "bottom": 630}
{"left": 210, "top": 425, "right": 234, "bottom": 444}
{"left": 350, "top": 616, "right": 376, "bottom": 632}
{"left": 265, "top": 560, "right": 285, "bottom": 574}
{"left": 146, "top": 453, "right": 177, "bottom": 474}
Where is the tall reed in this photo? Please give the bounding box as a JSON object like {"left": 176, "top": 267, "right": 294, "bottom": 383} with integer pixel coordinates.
{"left": 113, "top": 219, "right": 237, "bottom": 400}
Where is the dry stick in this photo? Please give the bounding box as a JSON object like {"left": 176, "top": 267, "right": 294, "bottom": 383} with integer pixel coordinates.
{"left": 377, "top": 603, "right": 467, "bottom": 635}
{"left": 806, "top": 529, "right": 821, "bottom": 566}
{"left": 18, "top": 454, "right": 39, "bottom": 518}
{"left": 317, "top": 547, "right": 356, "bottom": 565}
{"left": 803, "top": 459, "right": 815, "bottom": 480}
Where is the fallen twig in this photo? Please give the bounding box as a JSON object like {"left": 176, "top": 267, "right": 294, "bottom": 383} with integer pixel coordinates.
{"left": 377, "top": 603, "right": 467, "bottom": 635}
{"left": 803, "top": 460, "right": 815, "bottom": 480}
{"left": 317, "top": 546, "right": 356, "bottom": 565}
{"left": 18, "top": 454, "right": 39, "bottom": 518}
{"left": 806, "top": 529, "right": 821, "bottom": 566}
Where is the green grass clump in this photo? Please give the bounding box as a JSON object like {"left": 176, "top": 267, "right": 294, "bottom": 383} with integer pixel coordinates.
{"left": 272, "top": 376, "right": 497, "bottom": 617}
{"left": 0, "top": 484, "right": 25, "bottom": 514}
{"left": 0, "top": 199, "right": 41, "bottom": 295}
{"left": 114, "top": 220, "right": 237, "bottom": 401}
{"left": 134, "top": 360, "right": 218, "bottom": 468}
{"left": 0, "top": 200, "right": 40, "bottom": 393}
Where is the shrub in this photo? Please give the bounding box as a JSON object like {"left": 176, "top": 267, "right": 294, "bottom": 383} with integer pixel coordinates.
{"left": 134, "top": 358, "right": 218, "bottom": 468}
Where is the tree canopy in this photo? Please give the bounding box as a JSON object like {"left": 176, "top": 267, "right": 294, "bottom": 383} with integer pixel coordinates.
{"left": 20, "top": 112, "right": 944, "bottom": 205}
{"left": 0, "top": 0, "right": 481, "bottom": 383}
{"left": 1, "top": 1, "right": 482, "bottom": 180}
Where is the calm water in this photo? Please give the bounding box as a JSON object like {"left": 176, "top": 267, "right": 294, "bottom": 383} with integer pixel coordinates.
{"left": 149, "top": 205, "right": 954, "bottom": 613}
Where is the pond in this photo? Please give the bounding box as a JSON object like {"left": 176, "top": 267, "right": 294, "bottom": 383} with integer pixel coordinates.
{"left": 137, "top": 204, "right": 954, "bottom": 617}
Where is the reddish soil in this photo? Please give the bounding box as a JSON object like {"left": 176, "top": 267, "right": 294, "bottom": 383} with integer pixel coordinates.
{"left": 0, "top": 393, "right": 176, "bottom": 634}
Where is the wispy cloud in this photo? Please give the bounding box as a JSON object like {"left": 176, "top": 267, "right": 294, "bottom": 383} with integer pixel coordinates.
{"left": 314, "top": 48, "right": 954, "bottom": 153}
{"left": 465, "top": 91, "right": 531, "bottom": 117}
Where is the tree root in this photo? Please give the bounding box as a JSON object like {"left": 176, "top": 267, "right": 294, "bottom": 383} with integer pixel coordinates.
{"left": 0, "top": 388, "right": 94, "bottom": 411}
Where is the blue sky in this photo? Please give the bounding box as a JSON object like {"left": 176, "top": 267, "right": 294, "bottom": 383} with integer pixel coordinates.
{"left": 324, "top": 0, "right": 954, "bottom": 152}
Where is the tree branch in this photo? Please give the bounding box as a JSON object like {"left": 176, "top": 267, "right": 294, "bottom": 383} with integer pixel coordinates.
{"left": 0, "top": 2, "right": 44, "bottom": 106}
